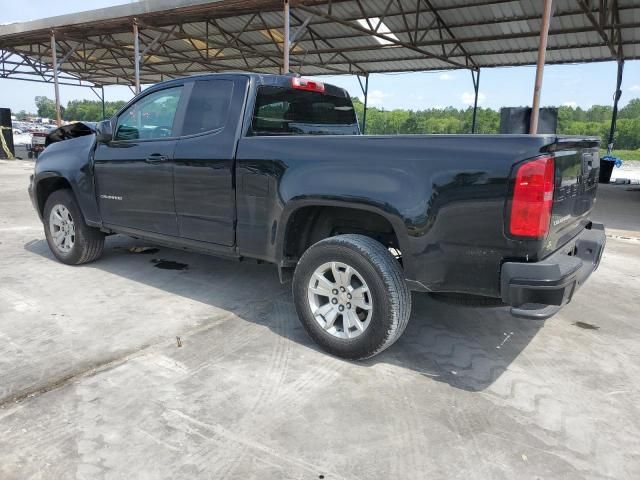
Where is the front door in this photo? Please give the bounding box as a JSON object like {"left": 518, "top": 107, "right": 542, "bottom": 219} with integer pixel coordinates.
{"left": 173, "top": 77, "right": 248, "bottom": 245}
{"left": 94, "top": 85, "right": 184, "bottom": 235}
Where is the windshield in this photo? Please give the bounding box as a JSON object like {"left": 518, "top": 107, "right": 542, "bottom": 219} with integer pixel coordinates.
{"left": 251, "top": 86, "right": 359, "bottom": 136}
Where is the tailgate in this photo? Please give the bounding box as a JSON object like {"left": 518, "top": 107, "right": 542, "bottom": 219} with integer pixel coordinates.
{"left": 544, "top": 137, "right": 600, "bottom": 257}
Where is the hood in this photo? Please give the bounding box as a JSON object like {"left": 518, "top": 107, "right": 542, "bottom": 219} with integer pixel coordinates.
{"left": 45, "top": 122, "right": 96, "bottom": 147}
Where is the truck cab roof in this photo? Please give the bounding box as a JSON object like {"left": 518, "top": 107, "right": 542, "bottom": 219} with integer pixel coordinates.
{"left": 142, "top": 72, "right": 351, "bottom": 99}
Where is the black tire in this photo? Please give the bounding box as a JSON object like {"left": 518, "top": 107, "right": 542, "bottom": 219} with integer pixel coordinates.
{"left": 43, "top": 189, "right": 105, "bottom": 265}
{"left": 293, "top": 234, "right": 411, "bottom": 360}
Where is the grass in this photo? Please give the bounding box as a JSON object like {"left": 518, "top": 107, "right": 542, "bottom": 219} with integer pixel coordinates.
{"left": 600, "top": 149, "right": 640, "bottom": 162}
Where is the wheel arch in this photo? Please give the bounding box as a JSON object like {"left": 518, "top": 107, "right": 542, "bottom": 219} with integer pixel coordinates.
{"left": 35, "top": 173, "right": 74, "bottom": 219}
{"left": 277, "top": 198, "right": 409, "bottom": 268}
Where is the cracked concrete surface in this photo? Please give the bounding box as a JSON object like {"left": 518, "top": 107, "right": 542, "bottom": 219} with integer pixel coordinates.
{"left": 1, "top": 159, "right": 639, "bottom": 479}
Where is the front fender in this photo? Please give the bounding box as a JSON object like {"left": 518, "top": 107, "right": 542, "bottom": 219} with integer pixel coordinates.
{"left": 32, "top": 135, "right": 101, "bottom": 226}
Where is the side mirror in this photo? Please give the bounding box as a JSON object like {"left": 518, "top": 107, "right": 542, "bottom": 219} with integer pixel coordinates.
{"left": 96, "top": 120, "right": 113, "bottom": 143}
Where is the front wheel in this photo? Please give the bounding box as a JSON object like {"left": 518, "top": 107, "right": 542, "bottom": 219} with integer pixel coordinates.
{"left": 43, "top": 189, "right": 105, "bottom": 265}
{"left": 293, "top": 234, "right": 411, "bottom": 360}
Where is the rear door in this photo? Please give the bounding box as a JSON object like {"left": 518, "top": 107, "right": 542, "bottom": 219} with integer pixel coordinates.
{"left": 545, "top": 138, "right": 600, "bottom": 255}
{"left": 94, "top": 85, "right": 185, "bottom": 235}
{"left": 173, "top": 76, "right": 249, "bottom": 245}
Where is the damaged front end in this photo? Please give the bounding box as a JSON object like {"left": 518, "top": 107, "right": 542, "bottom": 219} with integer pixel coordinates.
{"left": 45, "top": 122, "right": 96, "bottom": 147}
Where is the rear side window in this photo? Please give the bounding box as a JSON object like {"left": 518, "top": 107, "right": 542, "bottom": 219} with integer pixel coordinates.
{"left": 182, "top": 80, "right": 233, "bottom": 136}
{"left": 251, "top": 86, "right": 358, "bottom": 136}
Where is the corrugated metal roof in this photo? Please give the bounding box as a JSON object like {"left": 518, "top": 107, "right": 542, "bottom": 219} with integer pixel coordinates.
{"left": 0, "top": 0, "right": 638, "bottom": 86}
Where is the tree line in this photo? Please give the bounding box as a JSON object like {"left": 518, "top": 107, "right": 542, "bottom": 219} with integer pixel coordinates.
{"left": 352, "top": 98, "right": 640, "bottom": 150}
{"left": 14, "top": 97, "right": 127, "bottom": 124}
{"left": 16, "top": 95, "right": 640, "bottom": 151}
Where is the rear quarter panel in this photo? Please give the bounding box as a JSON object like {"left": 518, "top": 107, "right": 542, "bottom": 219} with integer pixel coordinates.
{"left": 236, "top": 134, "right": 553, "bottom": 297}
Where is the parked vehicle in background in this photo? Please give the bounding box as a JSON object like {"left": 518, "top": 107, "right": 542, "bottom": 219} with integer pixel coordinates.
{"left": 28, "top": 131, "right": 47, "bottom": 159}
{"left": 28, "top": 73, "right": 606, "bottom": 359}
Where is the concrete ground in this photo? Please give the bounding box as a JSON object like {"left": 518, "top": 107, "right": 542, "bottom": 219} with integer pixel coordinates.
{"left": 1, "top": 159, "right": 639, "bottom": 480}
{"left": 610, "top": 159, "right": 640, "bottom": 183}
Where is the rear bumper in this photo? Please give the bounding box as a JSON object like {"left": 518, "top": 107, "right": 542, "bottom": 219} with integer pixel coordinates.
{"left": 500, "top": 223, "right": 606, "bottom": 320}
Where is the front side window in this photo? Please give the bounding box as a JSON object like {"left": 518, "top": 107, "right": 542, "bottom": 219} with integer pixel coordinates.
{"left": 251, "top": 86, "right": 358, "bottom": 136}
{"left": 114, "top": 86, "right": 183, "bottom": 141}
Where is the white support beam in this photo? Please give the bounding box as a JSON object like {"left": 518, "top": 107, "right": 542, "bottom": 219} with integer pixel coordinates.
{"left": 56, "top": 44, "right": 79, "bottom": 73}
{"left": 530, "top": 0, "right": 553, "bottom": 134}
{"left": 357, "top": 74, "right": 369, "bottom": 134}
{"left": 283, "top": 0, "right": 290, "bottom": 73}
{"left": 133, "top": 19, "right": 140, "bottom": 94}
{"left": 50, "top": 31, "right": 62, "bottom": 126}
{"left": 290, "top": 15, "right": 312, "bottom": 44}
{"left": 140, "top": 31, "right": 165, "bottom": 58}
{"left": 471, "top": 69, "right": 480, "bottom": 133}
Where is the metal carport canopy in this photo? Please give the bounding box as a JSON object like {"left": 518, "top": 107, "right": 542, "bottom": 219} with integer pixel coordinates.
{"left": 1, "top": 0, "right": 639, "bottom": 86}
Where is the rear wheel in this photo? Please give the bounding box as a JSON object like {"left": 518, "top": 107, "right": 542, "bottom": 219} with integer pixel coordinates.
{"left": 293, "top": 234, "right": 411, "bottom": 360}
{"left": 44, "top": 189, "right": 105, "bottom": 265}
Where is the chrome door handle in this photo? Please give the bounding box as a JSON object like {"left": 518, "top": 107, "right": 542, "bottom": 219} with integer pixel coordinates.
{"left": 145, "top": 154, "right": 168, "bottom": 164}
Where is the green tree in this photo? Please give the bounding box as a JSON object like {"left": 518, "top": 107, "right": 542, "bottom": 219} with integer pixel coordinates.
{"left": 403, "top": 115, "right": 420, "bottom": 134}
{"left": 388, "top": 109, "right": 411, "bottom": 134}
{"left": 619, "top": 98, "right": 640, "bottom": 119}
{"left": 34, "top": 96, "right": 57, "bottom": 119}
{"left": 64, "top": 99, "right": 126, "bottom": 122}
{"left": 614, "top": 119, "right": 640, "bottom": 149}
{"left": 586, "top": 105, "right": 612, "bottom": 123}
{"left": 33, "top": 97, "right": 127, "bottom": 123}
{"left": 33, "top": 92, "right": 640, "bottom": 148}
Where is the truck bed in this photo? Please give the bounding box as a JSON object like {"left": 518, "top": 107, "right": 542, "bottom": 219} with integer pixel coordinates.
{"left": 236, "top": 133, "right": 599, "bottom": 297}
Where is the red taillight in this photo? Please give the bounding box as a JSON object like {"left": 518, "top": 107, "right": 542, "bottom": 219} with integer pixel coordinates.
{"left": 291, "top": 76, "right": 325, "bottom": 93}
{"left": 509, "top": 155, "right": 555, "bottom": 238}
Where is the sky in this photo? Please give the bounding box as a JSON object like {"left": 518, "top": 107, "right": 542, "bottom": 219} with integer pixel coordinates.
{"left": 1, "top": 0, "right": 639, "bottom": 114}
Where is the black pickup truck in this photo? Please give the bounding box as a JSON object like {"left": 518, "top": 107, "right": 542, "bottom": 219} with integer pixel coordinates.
{"left": 29, "top": 73, "right": 605, "bottom": 359}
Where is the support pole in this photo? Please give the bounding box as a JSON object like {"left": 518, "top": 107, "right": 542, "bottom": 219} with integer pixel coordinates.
{"left": 471, "top": 69, "right": 480, "bottom": 133}
{"left": 607, "top": 60, "right": 624, "bottom": 153}
{"left": 357, "top": 74, "right": 369, "bottom": 134}
{"left": 133, "top": 19, "right": 141, "bottom": 94}
{"left": 362, "top": 75, "right": 369, "bottom": 134}
{"left": 101, "top": 85, "right": 106, "bottom": 120}
{"left": 530, "top": 0, "right": 553, "bottom": 134}
{"left": 50, "top": 31, "right": 62, "bottom": 127}
{"left": 283, "top": 0, "right": 290, "bottom": 74}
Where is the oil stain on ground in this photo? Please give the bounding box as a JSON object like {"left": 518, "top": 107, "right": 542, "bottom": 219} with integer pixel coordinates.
{"left": 151, "top": 259, "right": 188, "bottom": 270}
{"left": 114, "top": 246, "right": 160, "bottom": 254}
{"left": 573, "top": 321, "right": 599, "bottom": 330}
{"left": 129, "top": 246, "right": 160, "bottom": 254}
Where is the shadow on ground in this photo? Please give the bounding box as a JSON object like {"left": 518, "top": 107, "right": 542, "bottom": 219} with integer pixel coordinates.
{"left": 592, "top": 184, "right": 640, "bottom": 233}
{"left": 25, "top": 235, "right": 543, "bottom": 392}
